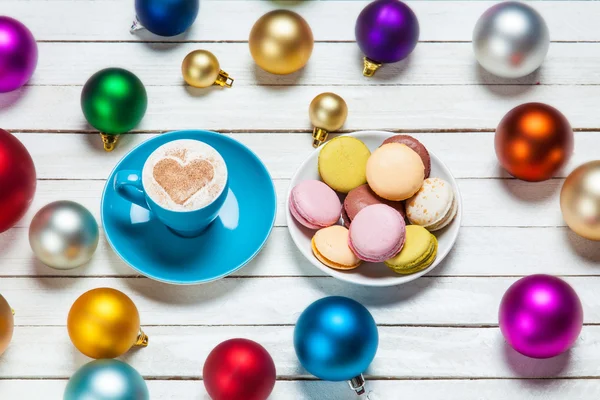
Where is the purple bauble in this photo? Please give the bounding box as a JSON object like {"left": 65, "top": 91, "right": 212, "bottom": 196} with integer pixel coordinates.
{"left": 0, "top": 17, "right": 38, "bottom": 93}
{"left": 355, "top": 0, "right": 419, "bottom": 66}
{"left": 499, "top": 275, "right": 583, "bottom": 359}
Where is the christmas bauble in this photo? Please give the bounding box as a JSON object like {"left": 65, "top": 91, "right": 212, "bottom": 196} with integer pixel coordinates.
{"left": 0, "top": 129, "right": 36, "bottom": 233}
{"left": 182, "top": 50, "right": 233, "bottom": 88}
{"left": 309, "top": 92, "right": 348, "bottom": 147}
{"left": 499, "top": 275, "right": 583, "bottom": 359}
{"left": 0, "top": 294, "right": 14, "bottom": 356}
{"left": 68, "top": 288, "right": 148, "bottom": 359}
{"left": 294, "top": 297, "right": 378, "bottom": 383}
{"left": 473, "top": 2, "right": 549, "bottom": 78}
{"left": 81, "top": 68, "right": 147, "bottom": 151}
{"left": 64, "top": 359, "right": 149, "bottom": 400}
{"left": 0, "top": 17, "right": 38, "bottom": 93}
{"left": 134, "top": 0, "right": 199, "bottom": 37}
{"left": 203, "top": 338, "right": 276, "bottom": 400}
{"left": 249, "top": 10, "right": 314, "bottom": 75}
{"left": 560, "top": 161, "right": 600, "bottom": 241}
{"left": 495, "top": 103, "right": 573, "bottom": 182}
{"left": 355, "top": 0, "right": 419, "bottom": 76}
{"left": 29, "top": 201, "right": 99, "bottom": 270}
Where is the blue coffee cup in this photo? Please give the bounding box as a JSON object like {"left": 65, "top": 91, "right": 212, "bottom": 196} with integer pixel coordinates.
{"left": 114, "top": 140, "right": 229, "bottom": 237}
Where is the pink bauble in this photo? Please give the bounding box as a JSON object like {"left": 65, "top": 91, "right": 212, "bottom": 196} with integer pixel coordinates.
{"left": 0, "top": 17, "right": 38, "bottom": 93}
{"left": 499, "top": 275, "right": 583, "bottom": 359}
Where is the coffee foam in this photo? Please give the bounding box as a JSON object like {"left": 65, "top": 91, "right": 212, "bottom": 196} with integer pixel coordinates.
{"left": 142, "top": 139, "right": 227, "bottom": 211}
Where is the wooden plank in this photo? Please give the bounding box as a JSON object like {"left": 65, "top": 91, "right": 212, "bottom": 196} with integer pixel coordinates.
{"left": 7, "top": 1, "right": 600, "bottom": 42}
{"left": 3, "top": 85, "right": 600, "bottom": 131}
{"left": 2, "top": 226, "right": 599, "bottom": 278}
{"left": 1, "top": 277, "right": 599, "bottom": 326}
{"left": 1, "top": 379, "right": 599, "bottom": 400}
{"left": 31, "top": 42, "right": 600, "bottom": 86}
{"left": 1, "top": 326, "right": 600, "bottom": 379}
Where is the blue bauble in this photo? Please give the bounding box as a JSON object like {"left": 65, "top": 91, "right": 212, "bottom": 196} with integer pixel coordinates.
{"left": 64, "top": 359, "right": 149, "bottom": 400}
{"left": 294, "top": 296, "right": 378, "bottom": 381}
{"left": 135, "top": 0, "right": 199, "bottom": 37}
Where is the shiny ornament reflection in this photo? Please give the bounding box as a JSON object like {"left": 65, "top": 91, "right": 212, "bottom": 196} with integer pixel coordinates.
{"left": 68, "top": 288, "right": 148, "bottom": 359}
{"left": 495, "top": 103, "right": 573, "bottom": 182}
{"left": 132, "top": 0, "right": 199, "bottom": 37}
{"left": 499, "top": 275, "right": 583, "bottom": 359}
{"left": 309, "top": 92, "right": 348, "bottom": 147}
{"left": 355, "top": 0, "right": 419, "bottom": 76}
{"left": 560, "top": 161, "right": 600, "bottom": 241}
{"left": 294, "top": 296, "right": 378, "bottom": 395}
{"left": 203, "top": 338, "right": 276, "bottom": 400}
{"left": 64, "top": 359, "right": 149, "bottom": 400}
{"left": 81, "top": 68, "right": 148, "bottom": 151}
{"left": 249, "top": 10, "right": 314, "bottom": 75}
{"left": 473, "top": 2, "right": 549, "bottom": 78}
{"left": 29, "top": 201, "right": 99, "bottom": 270}
{"left": 182, "top": 50, "right": 233, "bottom": 88}
{"left": 0, "top": 295, "right": 14, "bottom": 356}
{"left": 0, "top": 16, "right": 38, "bottom": 92}
{"left": 0, "top": 129, "right": 36, "bottom": 233}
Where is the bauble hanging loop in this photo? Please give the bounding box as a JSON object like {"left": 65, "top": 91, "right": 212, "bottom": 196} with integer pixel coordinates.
{"left": 132, "top": 0, "right": 199, "bottom": 37}
{"left": 182, "top": 50, "right": 234, "bottom": 88}
{"left": 309, "top": 92, "right": 348, "bottom": 147}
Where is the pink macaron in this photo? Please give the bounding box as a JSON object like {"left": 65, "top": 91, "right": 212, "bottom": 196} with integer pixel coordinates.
{"left": 289, "top": 180, "right": 341, "bottom": 229}
{"left": 348, "top": 204, "right": 406, "bottom": 262}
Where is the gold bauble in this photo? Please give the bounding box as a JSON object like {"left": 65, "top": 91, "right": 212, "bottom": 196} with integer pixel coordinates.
{"left": 309, "top": 92, "right": 348, "bottom": 147}
{"left": 560, "top": 161, "right": 600, "bottom": 240}
{"left": 182, "top": 50, "right": 233, "bottom": 88}
{"left": 0, "top": 295, "right": 14, "bottom": 356}
{"left": 249, "top": 10, "right": 314, "bottom": 75}
{"left": 67, "top": 288, "right": 148, "bottom": 359}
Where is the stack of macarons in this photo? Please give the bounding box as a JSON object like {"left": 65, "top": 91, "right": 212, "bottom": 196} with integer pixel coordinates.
{"left": 289, "top": 134, "right": 458, "bottom": 276}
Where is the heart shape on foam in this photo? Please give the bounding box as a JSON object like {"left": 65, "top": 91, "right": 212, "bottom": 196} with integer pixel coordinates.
{"left": 153, "top": 158, "right": 215, "bottom": 204}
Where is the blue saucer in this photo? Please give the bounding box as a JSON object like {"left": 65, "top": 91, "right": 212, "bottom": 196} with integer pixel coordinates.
{"left": 101, "top": 130, "right": 276, "bottom": 284}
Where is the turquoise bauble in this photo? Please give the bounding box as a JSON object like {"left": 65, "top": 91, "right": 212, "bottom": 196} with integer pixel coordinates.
{"left": 64, "top": 359, "right": 149, "bottom": 400}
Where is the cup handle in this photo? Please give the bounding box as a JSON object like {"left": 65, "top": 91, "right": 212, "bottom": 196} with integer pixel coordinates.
{"left": 114, "top": 170, "right": 150, "bottom": 210}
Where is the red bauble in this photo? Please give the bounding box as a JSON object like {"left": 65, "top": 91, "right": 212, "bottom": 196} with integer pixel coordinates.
{"left": 495, "top": 103, "right": 573, "bottom": 182}
{"left": 0, "top": 129, "right": 36, "bottom": 233}
{"left": 203, "top": 338, "right": 276, "bottom": 400}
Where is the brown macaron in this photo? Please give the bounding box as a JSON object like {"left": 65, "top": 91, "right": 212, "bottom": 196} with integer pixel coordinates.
{"left": 342, "top": 184, "right": 405, "bottom": 228}
{"left": 382, "top": 135, "right": 431, "bottom": 178}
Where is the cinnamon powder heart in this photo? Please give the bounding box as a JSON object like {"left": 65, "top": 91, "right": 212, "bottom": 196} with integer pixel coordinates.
{"left": 153, "top": 158, "right": 215, "bottom": 205}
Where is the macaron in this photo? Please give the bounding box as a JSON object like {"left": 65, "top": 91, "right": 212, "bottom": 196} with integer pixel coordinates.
{"left": 318, "top": 136, "right": 371, "bottom": 193}
{"left": 348, "top": 204, "right": 406, "bottom": 263}
{"left": 311, "top": 225, "right": 361, "bottom": 270}
{"left": 289, "top": 180, "right": 342, "bottom": 229}
{"left": 382, "top": 135, "right": 431, "bottom": 178}
{"left": 385, "top": 225, "right": 438, "bottom": 275}
{"left": 342, "top": 184, "right": 405, "bottom": 228}
{"left": 366, "top": 143, "right": 425, "bottom": 201}
{"left": 406, "top": 178, "right": 457, "bottom": 232}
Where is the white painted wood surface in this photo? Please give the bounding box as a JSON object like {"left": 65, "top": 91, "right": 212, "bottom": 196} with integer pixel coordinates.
{"left": 1, "top": 0, "right": 600, "bottom": 398}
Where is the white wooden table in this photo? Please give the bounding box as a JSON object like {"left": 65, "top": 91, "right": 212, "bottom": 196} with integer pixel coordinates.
{"left": 2, "top": 1, "right": 600, "bottom": 398}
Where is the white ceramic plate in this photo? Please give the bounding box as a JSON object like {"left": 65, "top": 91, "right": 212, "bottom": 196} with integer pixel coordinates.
{"left": 286, "top": 131, "right": 462, "bottom": 287}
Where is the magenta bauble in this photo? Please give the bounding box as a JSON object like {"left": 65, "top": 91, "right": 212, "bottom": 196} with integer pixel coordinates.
{"left": 499, "top": 275, "right": 583, "bottom": 359}
{"left": 0, "top": 16, "right": 38, "bottom": 93}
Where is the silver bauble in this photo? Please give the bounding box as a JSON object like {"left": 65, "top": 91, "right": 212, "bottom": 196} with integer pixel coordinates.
{"left": 29, "top": 201, "right": 99, "bottom": 270}
{"left": 473, "top": 2, "right": 549, "bottom": 78}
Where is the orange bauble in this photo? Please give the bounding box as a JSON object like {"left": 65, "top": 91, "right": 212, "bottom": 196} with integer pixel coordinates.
{"left": 495, "top": 103, "right": 573, "bottom": 182}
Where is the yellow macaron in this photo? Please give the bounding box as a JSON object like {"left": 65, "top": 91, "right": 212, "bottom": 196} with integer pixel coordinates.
{"left": 318, "top": 136, "right": 371, "bottom": 193}
{"left": 384, "top": 225, "right": 437, "bottom": 275}
{"left": 311, "top": 225, "right": 361, "bottom": 270}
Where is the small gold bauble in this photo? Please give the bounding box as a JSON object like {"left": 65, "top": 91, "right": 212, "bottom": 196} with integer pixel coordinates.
{"left": 560, "top": 160, "right": 600, "bottom": 241}
{"left": 67, "top": 288, "right": 148, "bottom": 359}
{"left": 182, "top": 50, "right": 233, "bottom": 88}
{"left": 0, "top": 294, "right": 14, "bottom": 356}
{"left": 249, "top": 10, "right": 314, "bottom": 75}
{"left": 309, "top": 92, "right": 348, "bottom": 147}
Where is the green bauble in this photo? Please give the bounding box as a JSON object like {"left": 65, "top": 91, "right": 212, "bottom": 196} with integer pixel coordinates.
{"left": 81, "top": 68, "right": 147, "bottom": 138}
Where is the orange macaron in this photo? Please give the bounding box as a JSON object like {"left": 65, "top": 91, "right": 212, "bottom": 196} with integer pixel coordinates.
{"left": 311, "top": 225, "right": 361, "bottom": 270}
